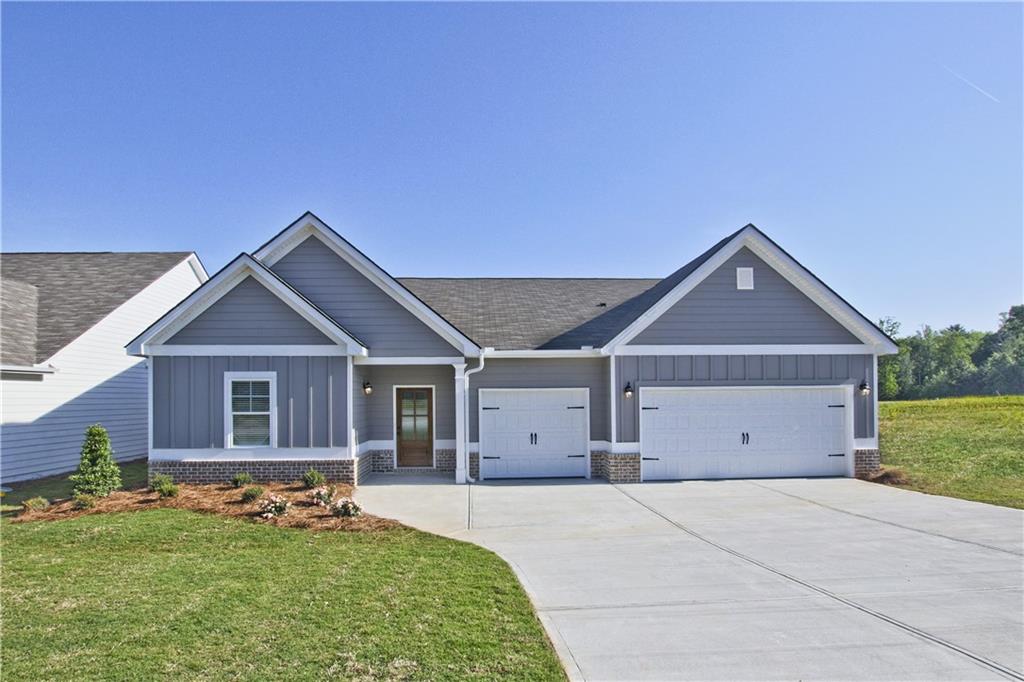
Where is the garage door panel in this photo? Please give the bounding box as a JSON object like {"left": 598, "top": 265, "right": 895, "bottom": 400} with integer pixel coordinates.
{"left": 641, "top": 387, "right": 850, "bottom": 481}
{"left": 480, "top": 389, "right": 589, "bottom": 479}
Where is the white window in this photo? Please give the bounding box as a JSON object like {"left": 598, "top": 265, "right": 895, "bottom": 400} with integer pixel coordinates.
{"left": 736, "top": 267, "right": 754, "bottom": 290}
{"left": 224, "top": 372, "right": 276, "bottom": 448}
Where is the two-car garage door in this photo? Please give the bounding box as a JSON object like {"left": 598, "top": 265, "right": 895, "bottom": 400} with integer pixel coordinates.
{"left": 640, "top": 386, "right": 853, "bottom": 481}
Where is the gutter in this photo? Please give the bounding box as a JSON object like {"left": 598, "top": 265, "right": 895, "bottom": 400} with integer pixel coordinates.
{"left": 461, "top": 347, "right": 491, "bottom": 483}
{"left": 0, "top": 363, "right": 57, "bottom": 375}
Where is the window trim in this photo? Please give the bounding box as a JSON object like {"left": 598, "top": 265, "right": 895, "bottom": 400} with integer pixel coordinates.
{"left": 736, "top": 266, "right": 754, "bottom": 290}
{"left": 224, "top": 371, "right": 278, "bottom": 448}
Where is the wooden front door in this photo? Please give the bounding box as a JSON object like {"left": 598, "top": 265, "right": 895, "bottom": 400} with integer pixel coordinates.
{"left": 396, "top": 387, "right": 433, "bottom": 467}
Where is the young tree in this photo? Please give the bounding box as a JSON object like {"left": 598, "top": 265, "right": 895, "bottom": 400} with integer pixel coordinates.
{"left": 876, "top": 317, "right": 903, "bottom": 399}
{"left": 69, "top": 424, "right": 123, "bottom": 497}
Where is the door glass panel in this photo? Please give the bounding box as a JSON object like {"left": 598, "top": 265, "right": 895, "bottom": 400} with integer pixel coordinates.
{"left": 414, "top": 416, "right": 428, "bottom": 440}
{"left": 401, "top": 416, "right": 415, "bottom": 437}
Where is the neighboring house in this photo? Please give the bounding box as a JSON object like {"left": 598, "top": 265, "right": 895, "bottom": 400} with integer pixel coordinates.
{"left": 129, "top": 212, "right": 897, "bottom": 486}
{"left": 1, "top": 252, "right": 207, "bottom": 482}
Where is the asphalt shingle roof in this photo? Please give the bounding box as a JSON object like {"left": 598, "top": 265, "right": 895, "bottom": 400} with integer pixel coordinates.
{"left": 397, "top": 226, "right": 742, "bottom": 351}
{"left": 1, "top": 252, "right": 193, "bottom": 364}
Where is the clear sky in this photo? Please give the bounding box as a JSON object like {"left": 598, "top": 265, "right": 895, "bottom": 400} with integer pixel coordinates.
{"left": 2, "top": 2, "right": 1021, "bottom": 333}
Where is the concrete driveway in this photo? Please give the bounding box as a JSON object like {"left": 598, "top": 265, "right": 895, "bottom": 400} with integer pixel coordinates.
{"left": 356, "top": 476, "right": 1024, "bottom": 681}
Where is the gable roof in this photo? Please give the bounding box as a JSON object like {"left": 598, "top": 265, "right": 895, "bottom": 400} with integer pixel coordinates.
{"left": 1, "top": 251, "right": 200, "bottom": 364}
{"left": 253, "top": 212, "right": 480, "bottom": 355}
{"left": 601, "top": 225, "right": 898, "bottom": 353}
{"left": 126, "top": 253, "right": 367, "bottom": 356}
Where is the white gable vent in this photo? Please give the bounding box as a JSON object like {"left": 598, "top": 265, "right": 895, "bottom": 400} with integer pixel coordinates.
{"left": 736, "top": 267, "right": 754, "bottom": 290}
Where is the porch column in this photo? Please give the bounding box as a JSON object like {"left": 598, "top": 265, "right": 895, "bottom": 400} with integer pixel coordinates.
{"left": 453, "top": 363, "right": 467, "bottom": 484}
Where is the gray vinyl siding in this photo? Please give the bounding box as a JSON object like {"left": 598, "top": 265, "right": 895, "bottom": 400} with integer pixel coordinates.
{"left": 166, "top": 277, "right": 333, "bottom": 345}
{"left": 271, "top": 236, "right": 460, "bottom": 356}
{"left": 357, "top": 365, "right": 455, "bottom": 441}
{"left": 351, "top": 362, "right": 369, "bottom": 444}
{"left": 468, "top": 358, "right": 609, "bottom": 441}
{"left": 152, "top": 355, "right": 348, "bottom": 449}
{"left": 615, "top": 354, "right": 875, "bottom": 442}
{"left": 630, "top": 248, "right": 860, "bottom": 345}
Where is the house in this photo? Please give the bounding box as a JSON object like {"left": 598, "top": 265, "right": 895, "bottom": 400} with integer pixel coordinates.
{"left": 1, "top": 252, "right": 207, "bottom": 482}
{"left": 128, "top": 212, "right": 896, "bottom": 486}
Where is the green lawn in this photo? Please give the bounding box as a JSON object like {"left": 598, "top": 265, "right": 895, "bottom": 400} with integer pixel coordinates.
{"left": 1, "top": 458, "right": 149, "bottom": 513}
{"left": 879, "top": 395, "right": 1024, "bottom": 509}
{"left": 2, "top": 509, "right": 565, "bottom": 680}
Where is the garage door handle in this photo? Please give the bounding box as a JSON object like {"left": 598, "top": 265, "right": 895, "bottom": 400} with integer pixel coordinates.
{"left": 642, "top": 457, "right": 659, "bottom": 461}
{"left": 641, "top": 406, "right": 659, "bottom": 410}
{"left": 483, "top": 456, "right": 500, "bottom": 460}
{"left": 482, "top": 407, "right": 500, "bottom": 410}
{"left": 827, "top": 453, "right": 845, "bottom": 457}
{"left": 567, "top": 455, "right": 585, "bottom": 458}
{"left": 566, "top": 406, "right": 585, "bottom": 410}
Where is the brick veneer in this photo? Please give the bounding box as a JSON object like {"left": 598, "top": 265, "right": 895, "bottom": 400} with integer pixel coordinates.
{"left": 854, "top": 449, "right": 881, "bottom": 478}
{"left": 590, "top": 451, "right": 640, "bottom": 483}
{"left": 149, "top": 459, "right": 357, "bottom": 485}
{"left": 434, "top": 449, "right": 456, "bottom": 472}
{"left": 355, "top": 452, "right": 373, "bottom": 485}
{"left": 371, "top": 450, "right": 395, "bottom": 473}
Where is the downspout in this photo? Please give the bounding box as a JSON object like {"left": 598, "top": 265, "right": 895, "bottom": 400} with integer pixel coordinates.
{"left": 461, "top": 347, "right": 490, "bottom": 483}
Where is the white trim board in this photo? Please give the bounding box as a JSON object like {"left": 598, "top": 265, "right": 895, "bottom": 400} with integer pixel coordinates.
{"left": 150, "top": 447, "right": 352, "bottom": 462}
{"left": 615, "top": 344, "right": 877, "bottom": 356}
{"left": 145, "top": 344, "right": 349, "bottom": 357}
{"left": 252, "top": 213, "right": 480, "bottom": 357}
{"left": 602, "top": 226, "right": 898, "bottom": 355}
{"left": 127, "top": 253, "right": 367, "bottom": 356}
{"left": 354, "top": 356, "right": 465, "bottom": 365}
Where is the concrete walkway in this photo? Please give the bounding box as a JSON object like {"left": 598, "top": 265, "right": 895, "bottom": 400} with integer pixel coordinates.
{"left": 356, "top": 475, "right": 1024, "bottom": 681}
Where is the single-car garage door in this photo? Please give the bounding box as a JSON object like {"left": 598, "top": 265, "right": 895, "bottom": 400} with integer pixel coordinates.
{"left": 479, "top": 388, "right": 589, "bottom": 479}
{"left": 639, "top": 386, "right": 852, "bottom": 481}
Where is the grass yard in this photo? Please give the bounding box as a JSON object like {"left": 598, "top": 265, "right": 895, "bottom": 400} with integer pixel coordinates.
{"left": 879, "top": 395, "right": 1024, "bottom": 509}
{"left": 1, "top": 458, "right": 148, "bottom": 514}
{"left": 2, "top": 509, "right": 565, "bottom": 680}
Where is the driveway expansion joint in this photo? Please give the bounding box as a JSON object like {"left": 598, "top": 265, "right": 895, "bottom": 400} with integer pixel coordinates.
{"left": 749, "top": 481, "right": 1023, "bottom": 557}
{"left": 611, "top": 483, "right": 1024, "bottom": 682}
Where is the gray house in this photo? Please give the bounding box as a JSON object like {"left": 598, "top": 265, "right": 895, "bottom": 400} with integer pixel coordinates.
{"left": 128, "top": 213, "right": 896, "bottom": 485}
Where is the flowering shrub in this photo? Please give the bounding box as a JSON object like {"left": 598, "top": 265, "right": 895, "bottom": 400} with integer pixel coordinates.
{"left": 329, "top": 497, "right": 362, "bottom": 518}
{"left": 258, "top": 494, "right": 290, "bottom": 519}
{"left": 308, "top": 486, "right": 336, "bottom": 507}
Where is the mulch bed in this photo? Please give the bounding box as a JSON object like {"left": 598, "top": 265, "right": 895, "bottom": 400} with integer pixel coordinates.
{"left": 12, "top": 481, "right": 401, "bottom": 532}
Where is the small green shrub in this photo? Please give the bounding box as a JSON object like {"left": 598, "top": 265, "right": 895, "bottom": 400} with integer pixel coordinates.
{"left": 241, "top": 486, "right": 264, "bottom": 503}
{"left": 149, "top": 473, "right": 179, "bottom": 498}
{"left": 73, "top": 493, "right": 98, "bottom": 509}
{"left": 231, "top": 472, "right": 253, "bottom": 488}
{"left": 69, "top": 424, "right": 122, "bottom": 497}
{"left": 301, "top": 468, "right": 326, "bottom": 489}
{"left": 21, "top": 496, "right": 49, "bottom": 512}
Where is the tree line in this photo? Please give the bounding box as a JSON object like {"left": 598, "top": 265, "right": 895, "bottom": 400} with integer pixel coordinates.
{"left": 877, "top": 305, "right": 1024, "bottom": 400}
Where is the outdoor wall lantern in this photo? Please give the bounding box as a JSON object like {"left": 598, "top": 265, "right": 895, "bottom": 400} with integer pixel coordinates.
{"left": 363, "top": 381, "right": 373, "bottom": 396}
{"left": 858, "top": 380, "right": 871, "bottom": 397}
{"left": 624, "top": 382, "right": 634, "bottom": 399}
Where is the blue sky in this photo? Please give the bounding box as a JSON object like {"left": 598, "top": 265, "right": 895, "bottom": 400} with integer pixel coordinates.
{"left": 2, "top": 2, "right": 1021, "bottom": 333}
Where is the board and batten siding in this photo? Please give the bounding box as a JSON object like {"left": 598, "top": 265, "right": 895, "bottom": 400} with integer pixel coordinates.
{"left": 615, "top": 354, "right": 875, "bottom": 443}
{"left": 151, "top": 355, "right": 348, "bottom": 449}
{"left": 270, "top": 236, "right": 460, "bottom": 356}
{"left": 166, "top": 276, "right": 333, "bottom": 345}
{"left": 630, "top": 248, "right": 860, "bottom": 345}
{"left": 468, "top": 358, "right": 609, "bottom": 441}
{"left": 1, "top": 258, "right": 205, "bottom": 482}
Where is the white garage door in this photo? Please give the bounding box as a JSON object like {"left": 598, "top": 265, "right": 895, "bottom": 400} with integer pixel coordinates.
{"left": 640, "top": 386, "right": 852, "bottom": 481}
{"left": 479, "top": 389, "right": 589, "bottom": 479}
